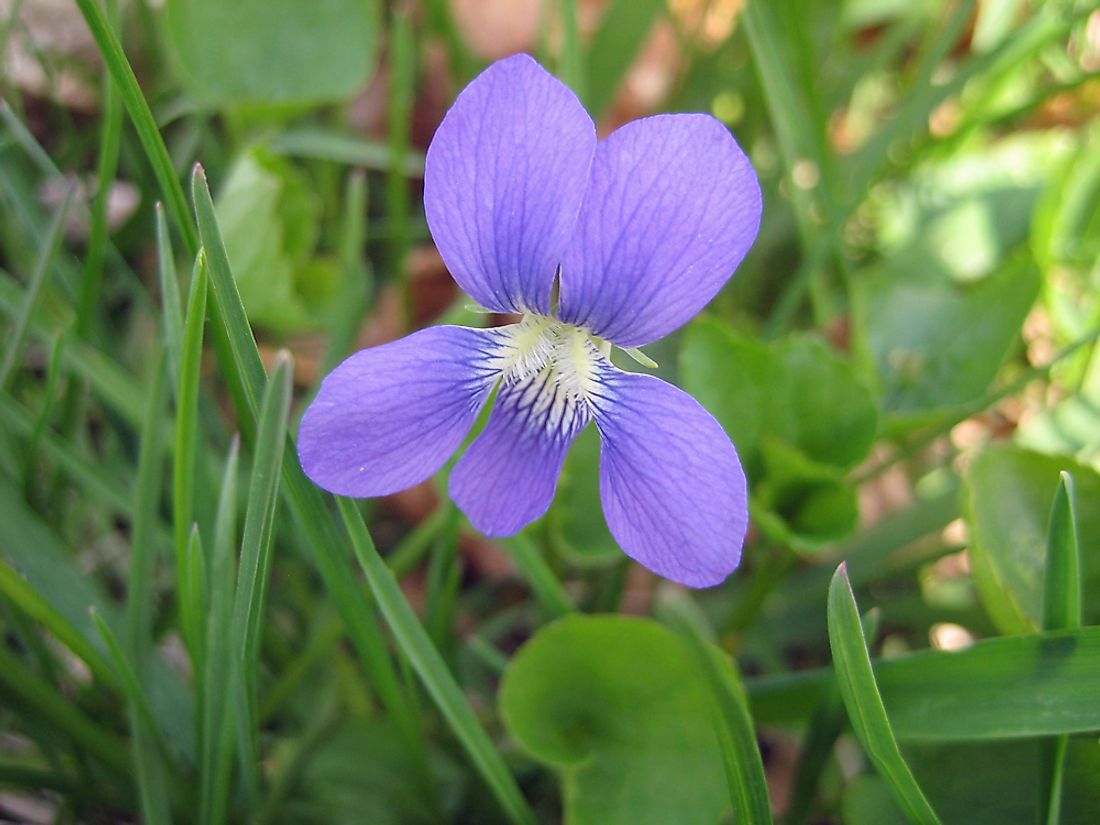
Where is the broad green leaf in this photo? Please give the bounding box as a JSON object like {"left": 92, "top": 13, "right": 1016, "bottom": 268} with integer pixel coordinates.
{"left": 748, "top": 625, "right": 1100, "bottom": 740}
{"left": 681, "top": 319, "right": 877, "bottom": 472}
{"left": 966, "top": 446, "right": 1100, "bottom": 634}
{"left": 216, "top": 147, "right": 335, "bottom": 333}
{"left": 827, "top": 565, "right": 943, "bottom": 825}
{"left": 852, "top": 254, "right": 1040, "bottom": 427}
{"left": 680, "top": 319, "right": 875, "bottom": 547}
{"left": 500, "top": 615, "right": 731, "bottom": 825}
{"left": 1017, "top": 349, "right": 1100, "bottom": 470}
{"left": 164, "top": 0, "right": 378, "bottom": 107}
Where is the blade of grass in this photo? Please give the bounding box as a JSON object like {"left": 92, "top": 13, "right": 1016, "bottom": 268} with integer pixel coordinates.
{"left": 200, "top": 436, "right": 240, "bottom": 825}
{"left": 90, "top": 610, "right": 172, "bottom": 825}
{"left": 583, "top": 0, "right": 665, "bottom": 118}
{"left": 1040, "top": 472, "right": 1081, "bottom": 825}
{"left": 76, "top": 0, "right": 122, "bottom": 341}
{"left": 386, "top": 8, "right": 415, "bottom": 288}
{"left": 677, "top": 628, "right": 773, "bottom": 825}
{"left": 0, "top": 185, "right": 75, "bottom": 392}
{"left": 338, "top": 496, "right": 539, "bottom": 825}
{"left": 0, "top": 642, "right": 131, "bottom": 778}
{"left": 191, "top": 166, "right": 495, "bottom": 821}
{"left": 127, "top": 347, "right": 169, "bottom": 665}
{"left": 501, "top": 534, "right": 574, "bottom": 619}
{"left": 121, "top": 345, "right": 174, "bottom": 825}
{"left": 0, "top": 560, "right": 119, "bottom": 691}
{"left": 72, "top": 0, "right": 197, "bottom": 254}
{"left": 231, "top": 351, "right": 292, "bottom": 804}
{"left": 320, "top": 170, "right": 371, "bottom": 377}
{"left": 267, "top": 129, "right": 425, "bottom": 176}
{"left": 174, "top": 253, "right": 208, "bottom": 660}
{"left": 558, "top": 0, "right": 585, "bottom": 100}
{"left": 827, "top": 564, "right": 942, "bottom": 825}
{"left": 156, "top": 205, "right": 185, "bottom": 385}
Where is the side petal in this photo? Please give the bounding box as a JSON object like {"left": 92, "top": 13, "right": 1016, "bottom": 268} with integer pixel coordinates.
{"left": 591, "top": 368, "right": 747, "bottom": 587}
{"left": 424, "top": 54, "right": 596, "bottom": 315}
{"left": 558, "top": 114, "right": 761, "bottom": 348}
{"left": 298, "top": 326, "right": 502, "bottom": 497}
{"left": 450, "top": 370, "right": 590, "bottom": 536}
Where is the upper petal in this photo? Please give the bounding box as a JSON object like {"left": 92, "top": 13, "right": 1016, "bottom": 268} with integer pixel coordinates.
{"left": 449, "top": 367, "right": 591, "bottom": 536}
{"left": 590, "top": 367, "right": 747, "bottom": 587}
{"left": 424, "top": 54, "right": 596, "bottom": 315}
{"left": 298, "top": 326, "right": 502, "bottom": 497}
{"left": 558, "top": 114, "right": 761, "bottom": 347}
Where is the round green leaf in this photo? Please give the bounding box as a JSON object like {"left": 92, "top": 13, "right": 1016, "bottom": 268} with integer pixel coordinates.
{"left": 499, "top": 615, "right": 729, "bottom": 825}
{"left": 165, "top": 0, "right": 378, "bottom": 107}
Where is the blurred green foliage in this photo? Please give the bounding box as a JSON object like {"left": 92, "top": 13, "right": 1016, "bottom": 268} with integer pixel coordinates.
{"left": 1, "top": 0, "right": 1099, "bottom": 823}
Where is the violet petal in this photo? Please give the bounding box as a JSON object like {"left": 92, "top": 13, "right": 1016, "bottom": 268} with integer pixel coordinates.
{"left": 424, "top": 54, "right": 596, "bottom": 315}
{"left": 559, "top": 114, "right": 761, "bottom": 348}
{"left": 591, "top": 365, "right": 747, "bottom": 587}
{"left": 297, "top": 326, "right": 501, "bottom": 497}
{"left": 450, "top": 370, "right": 590, "bottom": 535}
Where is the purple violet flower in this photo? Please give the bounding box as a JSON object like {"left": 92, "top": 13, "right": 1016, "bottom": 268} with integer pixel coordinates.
{"left": 298, "top": 54, "right": 762, "bottom": 587}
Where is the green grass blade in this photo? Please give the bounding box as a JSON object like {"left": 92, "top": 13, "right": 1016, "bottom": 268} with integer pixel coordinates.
{"left": 827, "top": 564, "right": 943, "bottom": 825}
{"left": 0, "top": 560, "right": 119, "bottom": 691}
{"left": 72, "top": 0, "right": 198, "bottom": 255}
{"left": 584, "top": 0, "right": 664, "bottom": 118}
{"left": 174, "top": 254, "right": 208, "bottom": 660}
{"left": 191, "top": 163, "right": 448, "bottom": 814}
{"left": 89, "top": 609, "right": 172, "bottom": 825}
{"left": 200, "top": 436, "right": 240, "bottom": 825}
{"left": 501, "top": 535, "right": 574, "bottom": 619}
{"left": 267, "top": 128, "right": 424, "bottom": 176}
{"left": 156, "top": 204, "right": 185, "bottom": 385}
{"left": 1042, "top": 472, "right": 1082, "bottom": 633}
{"left": 231, "top": 351, "right": 292, "bottom": 803}
{"left": 557, "top": 0, "right": 585, "bottom": 100}
{"left": 338, "top": 496, "right": 539, "bottom": 825}
{"left": 386, "top": 8, "right": 415, "bottom": 278}
{"left": 679, "top": 631, "right": 773, "bottom": 825}
{"left": 1040, "top": 471, "right": 1081, "bottom": 825}
{"left": 76, "top": 0, "right": 123, "bottom": 341}
{"left": 0, "top": 185, "right": 75, "bottom": 391}
{"left": 0, "top": 642, "right": 131, "bottom": 778}
{"left": 321, "top": 170, "right": 372, "bottom": 376}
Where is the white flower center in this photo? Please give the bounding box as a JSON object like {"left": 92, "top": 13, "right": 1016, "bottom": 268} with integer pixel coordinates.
{"left": 493, "top": 314, "right": 606, "bottom": 404}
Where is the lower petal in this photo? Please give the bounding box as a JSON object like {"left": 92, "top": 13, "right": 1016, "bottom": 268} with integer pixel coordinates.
{"left": 591, "top": 368, "right": 747, "bottom": 587}
{"left": 297, "top": 326, "right": 502, "bottom": 497}
{"left": 450, "top": 370, "right": 590, "bottom": 536}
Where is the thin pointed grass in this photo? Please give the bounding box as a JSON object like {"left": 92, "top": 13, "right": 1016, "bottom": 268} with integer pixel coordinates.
{"left": 787, "top": 611, "right": 878, "bottom": 825}
{"left": 76, "top": 0, "right": 122, "bottom": 341}
{"left": 424, "top": 503, "right": 462, "bottom": 653}
{"left": 337, "top": 496, "right": 540, "bottom": 825}
{"left": 156, "top": 205, "right": 185, "bottom": 385}
{"left": 72, "top": 0, "right": 197, "bottom": 255}
{"left": 557, "top": 0, "right": 586, "bottom": 103}
{"left": 200, "top": 436, "right": 240, "bottom": 825}
{"left": 231, "top": 351, "right": 293, "bottom": 805}
{"left": 678, "top": 629, "right": 774, "bottom": 825}
{"left": 0, "top": 641, "right": 131, "bottom": 778}
{"left": 827, "top": 564, "right": 943, "bottom": 825}
{"left": 120, "top": 345, "right": 174, "bottom": 825}
{"left": 501, "top": 534, "right": 575, "bottom": 619}
{"left": 174, "top": 253, "right": 208, "bottom": 661}
{"left": 20, "top": 330, "right": 65, "bottom": 493}
{"left": 89, "top": 609, "right": 172, "bottom": 825}
{"left": 386, "top": 8, "right": 415, "bottom": 284}
{"left": 1040, "top": 472, "right": 1082, "bottom": 825}
{"left": 190, "top": 165, "right": 520, "bottom": 821}
{"left": 320, "top": 170, "right": 372, "bottom": 377}
{"left": 0, "top": 184, "right": 76, "bottom": 392}
{"left": 0, "top": 561, "right": 119, "bottom": 691}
